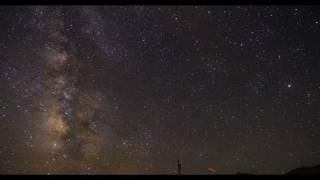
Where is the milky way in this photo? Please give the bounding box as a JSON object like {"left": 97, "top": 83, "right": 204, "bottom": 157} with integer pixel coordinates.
{"left": 34, "top": 10, "right": 104, "bottom": 173}
{"left": 1, "top": 6, "right": 320, "bottom": 174}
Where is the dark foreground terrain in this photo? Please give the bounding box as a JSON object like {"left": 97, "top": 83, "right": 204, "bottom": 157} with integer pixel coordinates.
{"left": 236, "top": 164, "right": 320, "bottom": 175}
{"left": 287, "top": 164, "right": 320, "bottom": 175}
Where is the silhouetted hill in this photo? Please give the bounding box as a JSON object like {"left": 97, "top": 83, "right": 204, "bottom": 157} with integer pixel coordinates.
{"left": 287, "top": 164, "right": 320, "bottom": 175}
{"left": 234, "top": 164, "right": 320, "bottom": 175}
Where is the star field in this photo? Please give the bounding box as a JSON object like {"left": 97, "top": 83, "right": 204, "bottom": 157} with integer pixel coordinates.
{"left": 0, "top": 6, "right": 320, "bottom": 174}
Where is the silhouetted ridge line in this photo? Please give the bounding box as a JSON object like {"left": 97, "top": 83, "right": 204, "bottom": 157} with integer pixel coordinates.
{"left": 287, "top": 164, "right": 320, "bottom": 175}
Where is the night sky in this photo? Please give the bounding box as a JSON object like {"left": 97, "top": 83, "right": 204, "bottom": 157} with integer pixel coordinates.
{"left": 1, "top": 6, "right": 320, "bottom": 175}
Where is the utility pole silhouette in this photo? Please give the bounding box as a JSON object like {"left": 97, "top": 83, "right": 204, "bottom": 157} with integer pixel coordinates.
{"left": 177, "top": 159, "right": 182, "bottom": 175}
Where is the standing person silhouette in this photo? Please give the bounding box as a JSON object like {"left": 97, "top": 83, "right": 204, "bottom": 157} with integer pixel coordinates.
{"left": 178, "top": 159, "right": 182, "bottom": 175}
